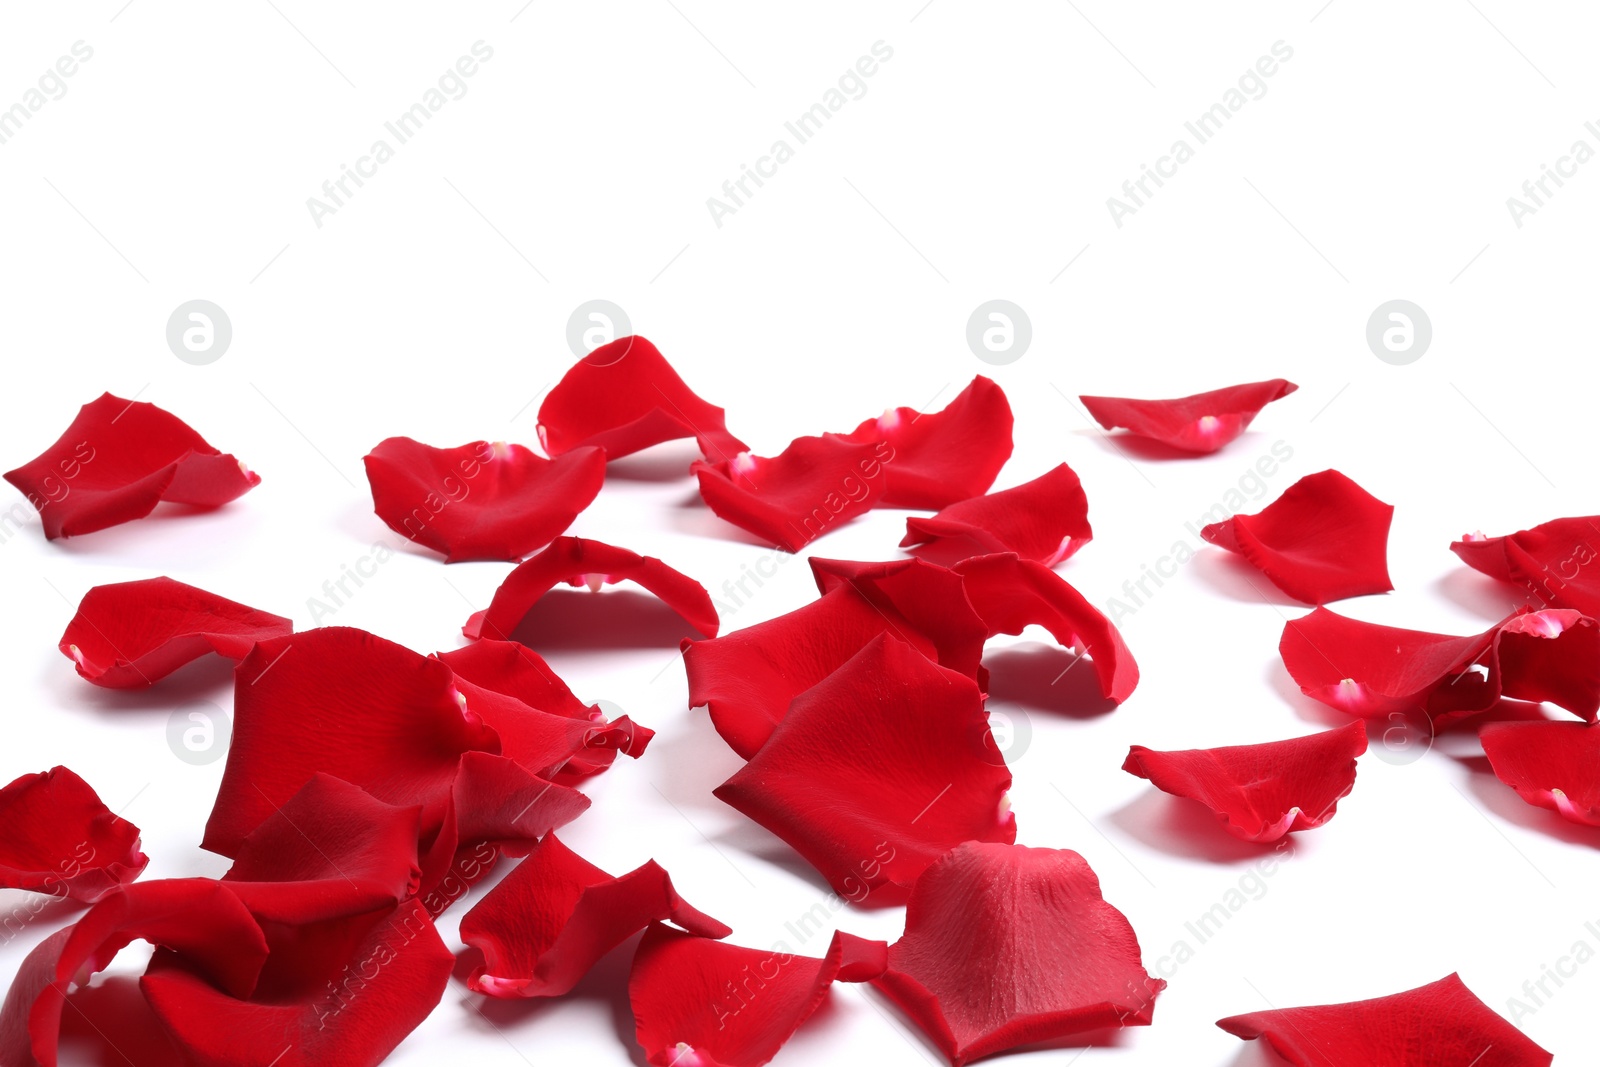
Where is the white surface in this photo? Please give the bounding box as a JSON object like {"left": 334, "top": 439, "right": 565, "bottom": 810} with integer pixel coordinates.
{"left": 0, "top": 2, "right": 1596, "bottom": 1063}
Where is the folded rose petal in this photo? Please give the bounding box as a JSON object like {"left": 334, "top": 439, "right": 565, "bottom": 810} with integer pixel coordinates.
{"left": 58, "top": 576, "right": 292, "bottom": 688}
{"left": 0, "top": 766, "right": 146, "bottom": 903}
{"left": 202, "top": 627, "right": 500, "bottom": 857}
{"left": 1494, "top": 609, "right": 1600, "bottom": 720}
{"left": 692, "top": 435, "right": 892, "bottom": 552}
{"left": 363, "top": 437, "right": 605, "bottom": 562}
{"left": 872, "top": 842, "right": 1165, "bottom": 1065}
{"left": 4, "top": 392, "right": 259, "bottom": 539}
{"left": 1452, "top": 515, "right": 1600, "bottom": 616}
{"left": 1481, "top": 720, "right": 1600, "bottom": 826}
{"left": 464, "top": 536, "right": 718, "bottom": 641}
{"left": 900, "top": 463, "right": 1091, "bottom": 565}
{"left": 715, "top": 634, "right": 1014, "bottom": 899}
{"left": 630, "top": 924, "right": 863, "bottom": 1067}
{"left": 1080, "top": 378, "right": 1297, "bottom": 453}
{"left": 832, "top": 376, "right": 1014, "bottom": 508}
{"left": 1201, "top": 469, "right": 1394, "bottom": 603}
{"left": 1122, "top": 722, "right": 1367, "bottom": 841}
{"left": 462, "top": 834, "right": 729, "bottom": 998}
{"left": 537, "top": 335, "right": 748, "bottom": 463}
{"left": 1217, "top": 973, "right": 1551, "bottom": 1067}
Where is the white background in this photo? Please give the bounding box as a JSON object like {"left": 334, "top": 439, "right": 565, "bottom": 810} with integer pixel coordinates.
{"left": 0, "top": 2, "right": 1597, "bottom": 1064}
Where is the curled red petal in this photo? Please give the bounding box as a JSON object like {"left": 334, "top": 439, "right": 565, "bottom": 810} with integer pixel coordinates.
{"left": 0, "top": 767, "right": 146, "bottom": 903}
{"left": 1217, "top": 973, "right": 1551, "bottom": 1067}
{"left": 1451, "top": 515, "right": 1600, "bottom": 615}
{"left": 202, "top": 627, "right": 500, "bottom": 858}
{"left": 3, "top": 392, "right": 259, "bottom": 539}
{"left": 363, "top": 437, "right": 605, "bottom": 562}
{"left": 1122, "top": 722, "right": 1367, "bottom": 841}
{"left": 873, "top": 842, "right": 1165, "bottom": 1066}
{"left": 692, "top": 435, "right": 891, "bottom": 552}
{"left": 536, "top": 335, "right": 747, "bottom": 463}
{"left": 464, "top": 536, "right": 718, "bottom": 641}
{"left": 1482, "top": 720, "right": 1600, "bottom": 825}
{"left": 715, "top": 633, "right": 1014, "bottom": 900}
{"left": 1201, "top": 469, "right": 1394, "bottom": 603}
{"left": 1494, "top": 608, "right": 1600, "bottom": 720}
{"left": 1080, "top": 378, "right": 1297, "bottom": 454}
{"left": 462, "top": 834, "right": 730, "bottom": 998}
{"left": 629, "top": 924, "right": 854, "bottom": 1067}
{"left": 58, "top": 576, "right": 292, "bottom": 688}
{"left": 901, "top": 463, "right": 1091, "bottom": 565}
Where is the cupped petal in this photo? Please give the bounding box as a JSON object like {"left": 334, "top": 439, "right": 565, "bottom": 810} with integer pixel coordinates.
{"left": 363, "top": 437, "right": 605, "bottom": 562}
{"left": 463, "top": 536, "right": 718, "bottom": 641}
{"left": 900, "top": 463, "right": 1091, "bottom": 565}
{"left": 536, "top": 335, "right": 747, "bottom": 463}
{"left": 58, "top": 576, "right": 292, "bottom": 688}
{"left": 1493, "top": 608, "right": 1600, "bottom": 720}
{"left": 692, "top": 435, "right": 891, "bottom": 552}
{"left": 3, "top": 393, "right": 259, "bottom": 539}
{"left": 1451, "top": 515, "right": 1600, "bottom": 615}
{"left": 462, "top": 834, "right": 729, "bottom": 998}
{"left": 1201, "top": 469, "right": 1394, "bottom": 603}
{"left": 714, "top": 633, "right": 1014, "bottom": 900}
{"left": 0, "top": 767, "right": 147, "bottom": 903}
{"left": 1217, "top": 973, "right": 1551, "bottom": 1067}
{"left": 1080, "top": 378, "right": 1297, "bottom": 453}
{"left": 1481, "top": 720, "right": 1600, "bottom": 826}
{"left": 1122, "top": 722, "right": 1367, "bottom": 841}
{"left": 873, "top": 842, "right": 1165, "bottom": 1065}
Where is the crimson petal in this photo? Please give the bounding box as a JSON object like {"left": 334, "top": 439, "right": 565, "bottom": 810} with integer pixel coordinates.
{"left": 714, "top": 634, "right": 1014, "bottom": 900}
{"left": 901, "top": 463, "right": 1091, "bottom": 565}
{"left": 1080, "top": 378, "right": 1296, "bottom": 453}
{"left": 58, "top": 576, "right": 291, "bottom": 688}
{"left": 537, "top": 335, "right": 748, "bottom": 463}
{"left": 363, "top": 437, "right": 605, "bottom": 562}
{"left": 464, "top": 536, "right": 718, "bottom": 641}
{"left": 1482, "top": 720, "right": 1600, "bottom": 826}
{"left": 1122, "top": 722, "right": 1367, "bottom": 841}
{"left": 1452, "top": 515, "right": 1600, "bottom": 615}
{"left": 4, "top": 393, "right": 259, "bottom": 539}
{"left": 872, "top": 842, "right": 1165, "bottom": 1065}
{"left": 1217, "top": 973, "right": 1551, "bottom": 1067}
{"left": 0, "top": 767, "right": 146, "bottom": 903}
{"left": 692, "top": 435, "right": 891, "bottom": 552}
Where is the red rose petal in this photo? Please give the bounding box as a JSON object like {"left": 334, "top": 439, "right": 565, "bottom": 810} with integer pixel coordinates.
{"left": 692, "top": 435, "right": 892, "bottom": 552}
{"left": 58, "top": 576, "right": 292, "bottom": 688}
{"left": 1217, "top": 973, "right": 1551, "bottom": 1067}
{"left": 1482, "top": 720, "right": 1600, "bottom": 826}
{"left": 462, "top": 834, "right": 730, "bottom": 998}
{"left": 1122, "top": 722, "right": 1367, "bottom": 841}
{"left": 1452, "top": 515, "right": 1600, "bottom": 615}
{"left": 629, "top": 924, "right": 855, "bottom": 1067}
{"left": 1494, "top": 609, "right": 1600, "bottom": 720}
{"left": 463, "top": 536, "right": 718, "bottom": 641}
{"left": 537, "top": 335, "right": 748, "bottom": 463}
{"left": 872, "top": 842, "right": 1165, "bottom": 1065}
{"left": 4, "top": 393, "right": 259, "bottom": 539}
{"left": 363, "top": 437, "right": 605, "bottom": 562}
{"left": 1201, "top": 469, "right": 1394, "bottom": 603}
{"left": 1080, "top": 378, "right": 1297, "bottom": 454}
{"left": 900, "top": 463, "right": 1092, "bottom": 565}
{"left": 0, "top": 766, "right": 147, "bottom": 903}
{"left": 715, "top": 633, "right": 1014, "bottom": 900}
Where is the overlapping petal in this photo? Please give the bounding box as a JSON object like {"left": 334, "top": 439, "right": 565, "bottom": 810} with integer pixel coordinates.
{"left": 692, "top": 435, "right": 891, "bottom": 552}
{"left": 900, "top": 463, "right": 1092, "bottom": 565}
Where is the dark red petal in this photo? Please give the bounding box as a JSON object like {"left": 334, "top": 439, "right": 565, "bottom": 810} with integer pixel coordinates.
{"left": 629, "top": 924, "right": 852, "bottom": 1067}
{"left": 462, "top": 834, "right": 730, "bottom": 998}
{"left": 0, "top": 767, "right": 146, "bottom": 903}
{"left": 537, "top": 335, "right": 748, "bottom": 463}
{"left": 873, "top": 842, "right": 1165, "bottom": 1065}
{"left": 58, "top": 576, "right": 291, "bottom": 688}
{"left": 1080, "top": 378, "right": 1297, "bottom": 454}
{"left": 1217, "top": 973, "right": 1551, "bottom": 1067}
{"left": 0, "top": 879, "right": 269, "bottom": 1067}
{"left": 952, "top": 553, "right": 1139, "bottom": 704}
{"left": 692, "top": 435, "right": 890, "bottom": 552}
{"left": 1451, "top": 515, "right": 1600, "bottom": 614}
{"left": 832, "top": 376, "right": 1014, "bottom": 508}
{"left": 463, "top": 536, "right": 718, "bottom": 641}
{"left": 901, "top": 463, "right": 1091, "bottom": 565}
{"left": 445, "top": 672, "right": 645, "bottom": 782}
{"left": 202, "top": 627, "right": 500, "bottom": 857}
{"left": 1201, "top": 469, "right": 1394, "bottom": 603}
{"left": 1122, "top": 722, "right": 1367, "bottom": 841}
{"left": 363, "top": 437, "right": 605, "bottom": 562}
{"left": 714, "top": 634, "right": 1014, "bottom": 900}
{"left": 3, "top": 393, "right": 259, "bottom": 539}
{"left": 1482, "top": 720, "right": 1600, "bottom": 825}
{"left": 1494, "top": 609, "right": 1600, "bottom": 720}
